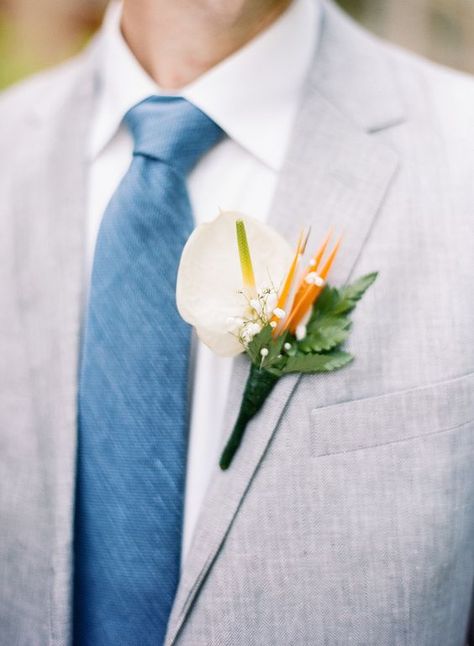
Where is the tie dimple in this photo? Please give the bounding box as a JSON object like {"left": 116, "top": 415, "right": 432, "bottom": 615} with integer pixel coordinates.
{"left": 125, "top": 96, "right": 224, "bottom": 174}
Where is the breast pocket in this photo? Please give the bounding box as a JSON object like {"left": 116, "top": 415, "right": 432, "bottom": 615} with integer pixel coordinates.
{"left": 309, "top": 372, "right": 474, "bottom": 458}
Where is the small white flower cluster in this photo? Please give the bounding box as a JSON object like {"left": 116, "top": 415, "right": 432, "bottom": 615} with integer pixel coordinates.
{"left": 226, "top": 286, "right": 286, "bottom": 347}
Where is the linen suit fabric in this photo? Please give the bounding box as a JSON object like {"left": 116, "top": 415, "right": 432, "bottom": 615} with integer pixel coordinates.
{"left": 0, "top": 1, "right": 473, "bottom": 645}
{"left": 74, "top": 97, "right": 223, "bottom": 644}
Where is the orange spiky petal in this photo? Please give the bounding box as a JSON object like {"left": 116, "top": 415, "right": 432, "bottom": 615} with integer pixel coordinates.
{"left": 319, "top": 236, "right": 342, "bottom": 279}
{"left": 273, "top": 231, "right": 305, "bottom": 312}
{"left": 300, "top": 227, "right": 311, "bottom": 255}
{"left": 284, "top": 236, "right": 341, "bottom": 334}
{"left": 311, "top": 229, "right": 332, "bottom": 272}
{"left": 284, "top": 283, "right": 320, "bottom": 334}
{"left": 291, "top": 229, "right": 332, "bottom": 308}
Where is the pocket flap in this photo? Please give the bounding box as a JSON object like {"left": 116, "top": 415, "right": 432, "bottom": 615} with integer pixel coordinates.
{"left": 310, "top": 372, "right": 474, "bottom": 457}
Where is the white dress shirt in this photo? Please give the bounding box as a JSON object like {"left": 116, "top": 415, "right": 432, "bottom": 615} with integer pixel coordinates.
{"left": 87, "top": 0, "right": 319, "bottom": 559}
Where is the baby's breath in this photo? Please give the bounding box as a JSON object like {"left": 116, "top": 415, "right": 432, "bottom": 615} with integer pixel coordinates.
{"left": 231, "top": 286, "right": 281, "bottom": 348}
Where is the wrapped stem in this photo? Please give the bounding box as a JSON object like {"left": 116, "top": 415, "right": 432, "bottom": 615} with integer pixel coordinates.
{"left": 219, "top": 364, "right": 279, "bottom": 470}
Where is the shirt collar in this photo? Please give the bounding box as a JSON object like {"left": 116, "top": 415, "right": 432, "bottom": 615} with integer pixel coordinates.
{"left": 89, "top": 0, "right": 320, "bottom": 171}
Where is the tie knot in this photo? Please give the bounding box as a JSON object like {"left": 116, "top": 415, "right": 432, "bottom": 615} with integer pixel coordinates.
{"left": 124, "top": 96, "right": 224, "bottom": 174}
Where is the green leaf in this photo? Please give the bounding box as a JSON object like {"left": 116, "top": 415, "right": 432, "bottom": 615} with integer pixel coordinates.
{"left": 300, "top": 316, "right": 351, "bottom": 353}
{"left": 309, "top": 285, "right": 340, "bottom": 317}
{"left": 282, "top": 350, "right": 353, "bottom": 374}
{"left": 246, "top": 324, "right": 273, "bottom": 364}
{"left": 264, "top": 331, "right": 288, "bottom": 364}
{"left": 333, "top": 272, "right": 378, "bottom": 315}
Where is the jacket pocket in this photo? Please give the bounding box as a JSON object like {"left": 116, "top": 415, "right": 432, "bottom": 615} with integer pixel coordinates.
{"left": 310, "top": 372, "right": 474, "bottom": 457}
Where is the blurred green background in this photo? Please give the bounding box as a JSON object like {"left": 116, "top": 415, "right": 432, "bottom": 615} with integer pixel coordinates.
{"left": 1, "top": 0, "right": 473, "bottom": 90}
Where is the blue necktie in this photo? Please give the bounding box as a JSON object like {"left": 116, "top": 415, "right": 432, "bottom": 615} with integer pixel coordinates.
{"left": 73, "top": 96, "right": 223, "bottom": 645}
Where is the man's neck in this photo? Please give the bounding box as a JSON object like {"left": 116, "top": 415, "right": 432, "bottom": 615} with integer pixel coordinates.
{"left": 121, "top": 0, "right": 292, "bottom": 89}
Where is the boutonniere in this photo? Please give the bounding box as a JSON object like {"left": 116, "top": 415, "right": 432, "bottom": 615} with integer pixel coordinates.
{"left": 177, "top": 212, "right": 377, "bottom": 470}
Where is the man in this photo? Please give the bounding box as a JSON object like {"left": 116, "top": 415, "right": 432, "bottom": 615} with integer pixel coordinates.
{"left": 0, "top": 0, "right": 473, "bottom": 643}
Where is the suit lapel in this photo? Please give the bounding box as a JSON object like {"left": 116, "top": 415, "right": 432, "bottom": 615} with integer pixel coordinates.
{"left": 13, "top": 45, "right": 98, "bottom": 644}
{"left": 166, "top": 3, "right": 404, "bottom": 643}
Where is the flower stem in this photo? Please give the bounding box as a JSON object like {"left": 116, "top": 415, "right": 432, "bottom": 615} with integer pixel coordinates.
{"left": 219, "top": 364, "right": 279, "bottom": 470}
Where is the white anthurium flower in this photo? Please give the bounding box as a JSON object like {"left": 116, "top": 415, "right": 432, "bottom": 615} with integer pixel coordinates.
{"left": 176, "top": 211, "right": 293, "bottom": 357}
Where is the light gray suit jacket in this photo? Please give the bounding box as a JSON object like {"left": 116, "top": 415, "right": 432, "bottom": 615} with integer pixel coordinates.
{"left": 1, "top": 2, "right": 473, "bottom": 644}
